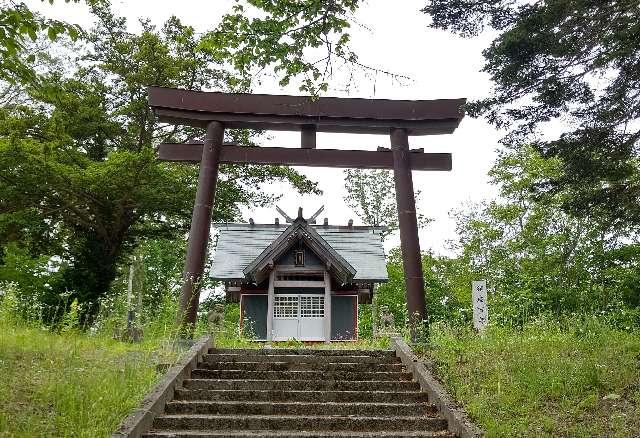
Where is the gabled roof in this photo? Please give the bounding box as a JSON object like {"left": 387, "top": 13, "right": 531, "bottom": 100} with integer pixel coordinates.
{"left": 210, "top": 223, "right": 388, "bottom": 283}
{"left": 242, "top": 218, "right": 356, "bottom": 284}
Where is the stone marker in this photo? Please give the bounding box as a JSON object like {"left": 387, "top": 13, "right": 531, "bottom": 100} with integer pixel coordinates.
{"left": 472, "top": 280, "right": 488, "bottom": 331}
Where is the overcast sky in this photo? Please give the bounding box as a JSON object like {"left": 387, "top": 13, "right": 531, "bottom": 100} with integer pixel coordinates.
{"left": 27, "top": 0, "right": 503, "bottom": 255}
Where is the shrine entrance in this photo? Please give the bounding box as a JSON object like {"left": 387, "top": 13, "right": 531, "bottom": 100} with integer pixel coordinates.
{"left": 147, "top": 86, "right": 466, "bottom": 339}
{"left": 272, "top": 294, "right": 325, "bottom": 341}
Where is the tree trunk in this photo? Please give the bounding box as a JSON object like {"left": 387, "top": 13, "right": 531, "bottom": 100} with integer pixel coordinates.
{"left": 46, "top": 230, "right": 122, "bottom": 329}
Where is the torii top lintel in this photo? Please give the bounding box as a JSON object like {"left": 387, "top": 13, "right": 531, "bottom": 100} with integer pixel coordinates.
{"left": 148, "top": 86, "right": 466, "bottom": 136}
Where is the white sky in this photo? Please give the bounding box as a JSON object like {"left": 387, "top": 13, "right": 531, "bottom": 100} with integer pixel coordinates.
{"left": 27, "top": 0, "right": 503, "bottom": 255}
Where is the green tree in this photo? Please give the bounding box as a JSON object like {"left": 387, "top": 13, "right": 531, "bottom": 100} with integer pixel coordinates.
{"left": 343, "top": 168, "right": 430, "bottom": 240}
{"left": 0, "top": 3, "right": 318, "bottom": 326}
{"left": 377, "top": 143, "right": 640, "bottom": 331}
{"left": 0, "top": 0, "right": 81, "bottom": 82}
{"left": 423, "top": 0, "right": 640, "bottom": 229}
{"left": 377, "top": 249, "right": 470, "bottom": 330}
{"left": 378, "top": 144, "right": 640, "bottom": 332}
{"left": 451, "top": 144, "right": 640, "bottom": 327}
{"left": 204, "top": 0, "right": 409, "bottom": 94}
{"left": 206, "top": 0, "right": 359, "bottom": 93}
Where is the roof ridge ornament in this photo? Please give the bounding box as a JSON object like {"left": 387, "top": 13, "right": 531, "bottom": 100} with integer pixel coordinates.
{"left": 276, "top": 205, "right": 324, "bottom": 224}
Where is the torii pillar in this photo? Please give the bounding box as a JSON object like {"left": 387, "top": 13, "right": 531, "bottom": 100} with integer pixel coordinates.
{"left": 391, "top": 128, "right": 427, "bottom": 334}
{"left": 177, "top": 121, "right": 224, "bottom": 331}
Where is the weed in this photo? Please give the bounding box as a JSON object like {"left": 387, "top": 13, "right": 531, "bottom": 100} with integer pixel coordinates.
{"left": 0, "top": 317, "right": 185, "bottom": 437}
{"left": 425, "top": 318, "right": 640, "bottom": 437}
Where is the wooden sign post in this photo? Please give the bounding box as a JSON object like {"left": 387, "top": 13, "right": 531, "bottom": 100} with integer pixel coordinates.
{"left": 147, "top": 86, "right": 466, "bottom": 339}
{"left": 472, "top": 280, "right": 488, "bottom": 331}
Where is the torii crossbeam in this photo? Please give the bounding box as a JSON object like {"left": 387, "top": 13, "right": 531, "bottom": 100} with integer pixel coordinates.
{"left": 148, "top": 86, "right": 466, "bottom": 338}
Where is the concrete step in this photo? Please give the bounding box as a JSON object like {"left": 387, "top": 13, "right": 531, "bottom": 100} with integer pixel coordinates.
{"left": 182, "top": 379, "right": 420, "bottom": 392}
{"left": 202, "top": 353, "right": 399, "bottom": 365}
{"left": 190, "top": 369, "right": 413, "bottom": 382}
{"left": 143, "top": 430, "right": 455, "bottom": 438}
{"left": 198, "top": 361, "right": 404, "bottom": 372}
{"left": 143, "top": 347, "right": 454, "bottom": 437}
{"left": 173, "top": 389, "right": 430, "bottom": 403}
{"left": 152, "top": 414, "right": 448, "bottom": 432}
{"left": 209, "top": 348, "right": 396, "bottom": 357}
{"left": 164, "top": 400, "right": 436, "bottom": 416}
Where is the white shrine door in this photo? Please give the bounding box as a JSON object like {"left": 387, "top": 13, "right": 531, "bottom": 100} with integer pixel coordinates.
{"left": 272, "top": 294, "right": 325, "bottom": 341}
{"left": 298, "top": 295, "right": 325, "bottom": 341}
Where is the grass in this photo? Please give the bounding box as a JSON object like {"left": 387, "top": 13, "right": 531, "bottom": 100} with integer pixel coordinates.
{"left": 425, "top": 318, "right": 640, "bottom": 437}
{"left": 0, "top": 301, "right": 385, "bottom": 437}
{"left": 7, "top": 297, "right": 637, "bottom": 438}
{"left": 0, "top": 319, "right": 178, "bottom": 437}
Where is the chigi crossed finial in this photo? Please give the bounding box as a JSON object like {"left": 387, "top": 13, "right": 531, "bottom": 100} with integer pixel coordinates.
{"left": 276, "top": 205, "right": 324, "bottom": 224}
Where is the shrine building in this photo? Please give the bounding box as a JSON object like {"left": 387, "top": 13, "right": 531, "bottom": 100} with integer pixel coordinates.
{"left": 210, "top": 208, "right": 387, "bottom": 342}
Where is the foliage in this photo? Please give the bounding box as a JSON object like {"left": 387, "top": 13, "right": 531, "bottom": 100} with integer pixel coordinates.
{"left": 0, "top": 244, "right": 61, "bottom": 322}
{"left": 89, "top": 236, "right": 187, "bottom": 339}
{"left": 210, "top": 303, "right": 272, "bottom": 349}
{"left": 376, "top": 249, "right": 471, "bottom": 332}
{"left": 452, "top": 144, "right": 640, "bottom": 327}
{"left": 357, "top": 302, "right": 373, "bottom": 339}
{"left": 374, "top": 144, "right": 640, "bottom": 332}
{"left": 343, "top": 168, "right": 431, "bottom": 239}
{"left": 423, "top": 0, "right": 640, "bottom": 229}
{"left": 205, "top": 0, "right": 359, "bottom": 93}
{"left": 0, "top": 2, "right": 319, "bottom": 327}
{"left": 0, "top": 0, "right": 81, "bottom": 82}
{"left": 427, "top": 318, "right": 640, "bottom": 437}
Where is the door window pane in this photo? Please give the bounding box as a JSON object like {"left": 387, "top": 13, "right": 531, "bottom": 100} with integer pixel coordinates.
{"left": 300, "top": 296, "right": 324, "bottom": 318}
{"left": 274, "top": 295, "right": 299, "bottom": 318}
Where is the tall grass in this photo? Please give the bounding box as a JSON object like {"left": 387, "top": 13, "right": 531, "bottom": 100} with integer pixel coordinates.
{"left": 0, "top": 319, "right": 167, "bottom": 437}
{"left": 0, "top": 283, "right": 189, "bottom": 437}
{"left": 427, "top": 316, "right": 640, "bottom": 437}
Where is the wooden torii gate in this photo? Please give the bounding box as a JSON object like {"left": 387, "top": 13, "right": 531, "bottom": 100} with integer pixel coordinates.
{"left": 148, "top": 86, "right": 465, "bottom": 338}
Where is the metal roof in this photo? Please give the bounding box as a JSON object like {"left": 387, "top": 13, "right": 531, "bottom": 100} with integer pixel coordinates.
{"left": 210, "top": 223, "right": 388, "bottom": 283}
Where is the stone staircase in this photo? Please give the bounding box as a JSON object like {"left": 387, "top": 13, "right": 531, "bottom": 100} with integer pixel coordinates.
{"left": 142, "top": 348, "right": 456, "bottom": 437}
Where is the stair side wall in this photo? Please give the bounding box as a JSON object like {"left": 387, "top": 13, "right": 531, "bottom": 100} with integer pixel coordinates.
{"left": 111, "top": 336, "right": 212, "bottom": 438}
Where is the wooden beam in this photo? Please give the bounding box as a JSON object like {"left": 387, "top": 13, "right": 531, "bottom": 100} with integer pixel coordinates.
{"left": 178, "top": 121, "right": 224, "bottom": 333}
{"left": 157, "top": 143, "right": 452, "bottom": 171}
{"left": 273, "top": 280, "right": 326, "bottom": 288}
{"left": 266, "top": 271, "right": 275, "bottom": 343}
{"left": 148, "top": 86, "right": 466, "bottom": 136}
{"left": 153, "top": 107, "right": 461, "bottom": 135}
{"left": 391, "top": 127, "right": 427, "bottom": 341}
{"left": 301, "top": 125, "right": 316, "bottom": 149}
{"left": 149, "top": 86, "right": 465, "bottom": 121}
{"left": 324, "top": 271, "right": 331, "bottom": 343}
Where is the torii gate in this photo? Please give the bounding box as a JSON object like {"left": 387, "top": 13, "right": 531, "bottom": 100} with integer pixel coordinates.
{"left": 148, "top": 86, "right": 465, "bottom": 338}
